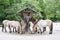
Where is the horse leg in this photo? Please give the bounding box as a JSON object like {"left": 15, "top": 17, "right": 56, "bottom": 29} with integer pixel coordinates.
{"left": 9, "top": 25, "right": 12, "bottom": 33}
{"left": 37, "top": 29, "right": 40, "bottom": 33}
{"left": 18, "top": 29, "right": 19, "bottom": 33}
{"left": 13, "top": 27, "right": 14, "bottom": 32}
{"left": 15, "top": 27, "right": 17, "bottom": 32}
{"left": 5, "top": 27, "right": 7, "bottom": 32}
{"left": 18, "top": 26, "right": 20, "bottom": 33}
{"left": 2, "top": 24, "right": 4, "bottom": 32}
{"left": 49, "top": 23, "right": 53, "bottom": 34}
{"left": 25, "top": 23, "right": 28, "bottom": 32}
{"left": 18, "top": 27, "right": 22, "bottom": 34}
{"left": 43, "top": 27, "right": 46, "bottom": 32}
{"left": 40, "top": 27, "right": 43, "bottom": 34}
{"left": 37, "top": 26, "right": 40, "bottom": 33}
{"left": 20, "top": 26, "right": 22, "bottom": 34}
{"left": 31, "top": 26, "right": 37, "bottom": 34}
{"left": 9, "top": 28, "right": 12, "bottom": 33}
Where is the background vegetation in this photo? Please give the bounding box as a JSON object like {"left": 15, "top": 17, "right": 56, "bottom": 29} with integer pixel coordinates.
{"left": 0, "top": 0, "right": 60, "bottom": 24}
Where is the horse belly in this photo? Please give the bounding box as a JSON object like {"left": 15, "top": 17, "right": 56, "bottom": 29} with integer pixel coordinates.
{"left": 38, "top": 20, "right": 47, "bottom": 27}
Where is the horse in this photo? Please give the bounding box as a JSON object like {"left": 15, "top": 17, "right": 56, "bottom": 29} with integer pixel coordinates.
{"left": 29, "top": 18, "right": 38, "bottom": 33}
{"left": 8, "top": 21, "right": 22, "bottom": 33}
{"left": 2, "top": 20, "right": 10, "bottom": 32}
{"left": 2, "top": 20, "right": 22, "bottom": 34}
{"left": 29, "top": 21, "right": 35, "bottom": 33}
{"left": 20, "top": 19, "right": 26, "bottom": 33}
{"left": 30, "top": 19, "right": 53, "bottom": 34}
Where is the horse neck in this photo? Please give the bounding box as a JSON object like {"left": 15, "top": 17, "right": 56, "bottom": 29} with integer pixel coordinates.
{"left": 29, "top": 21, "right": 34, "bottom": 29}
{"left": 18, "top": 21, "right": 22, "bottom": 27}
{"left": 33, "top": 20, "right": 39, "bottom": 25}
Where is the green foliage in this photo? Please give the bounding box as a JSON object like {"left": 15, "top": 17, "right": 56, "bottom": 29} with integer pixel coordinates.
{"left": 0, "top": 0, "right": 60, "bottom": 24}
{"left": 32, "top": 13, "right": 43, "bottom": 20}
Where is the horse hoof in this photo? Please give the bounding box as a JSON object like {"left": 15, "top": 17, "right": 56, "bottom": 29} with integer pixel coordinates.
{"left": 31, "top": 33, "right": 35, "bottom": 34}
{"left": 18, "top": 32, "right": 23, "bottom": 34}
{"left": 49, "top": 32, "right": 52, "bottom": 34}
{"left": 31, "top": 32, "right": 35, "bottom": 34}
{"left": 18, "top": 32, "right": 22, "bottom": 34}
{"left": 43, "top": 31, "right": 45, "bottom": 32}
{"left": 20, "top": 32, "right": 23, "bottom": 34}
{"left": 13, "top": 31, "right": 14, "bottom": 32}
{"left": 5, "top": 31, "right": 7, "bottom": 32}
{"left": 49, "top": 31, "right": 52, "bottom": 34}
{"left": 41, "top": 32, "right": 43, "bottom": 34}
{"left": 37, "top": 32, "right": 40, "bottom": 34}
{"left": 9, "top": 31, "right": 12, "bottom": 33}
{"left": 18, "top": 32, "right": 20, "bottom": 34}
{"left": 15, "top": 31, "right": 17, "bottom": 32}
{"left": 22, "top": 32, "right": 25, "bottom": 34}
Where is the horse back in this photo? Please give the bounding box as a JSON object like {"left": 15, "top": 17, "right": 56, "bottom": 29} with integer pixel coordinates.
{"left": 46, "top": 19, "right": 52, "bottom": 27}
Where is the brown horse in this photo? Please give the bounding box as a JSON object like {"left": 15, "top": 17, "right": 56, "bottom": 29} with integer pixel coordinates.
{"left": 29, "top": 18, "right": 38, "bottom": 33}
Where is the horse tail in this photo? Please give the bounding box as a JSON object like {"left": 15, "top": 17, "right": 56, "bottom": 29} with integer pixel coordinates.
{"left": 2, "top": 24, "right": 4, "bottom": 32}
{"left": 49, "top": 22, "right": 53, "bottom": 34}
